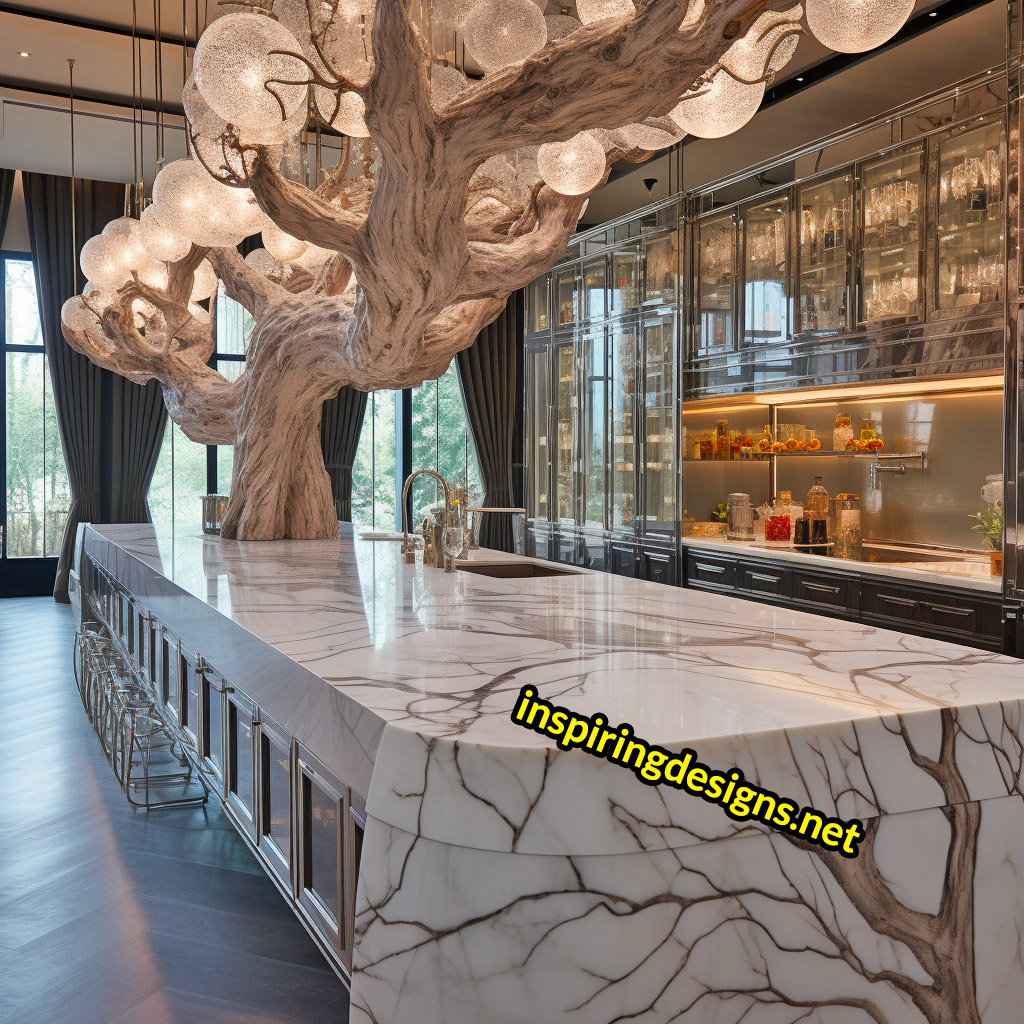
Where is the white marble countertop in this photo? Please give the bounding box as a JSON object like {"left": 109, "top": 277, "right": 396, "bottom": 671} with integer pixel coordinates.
{"left": 681, "top": 535, "right": 1002, "bottom": 593}
{"left": 83, "top": 522, "right": 1024, "bottom": 858}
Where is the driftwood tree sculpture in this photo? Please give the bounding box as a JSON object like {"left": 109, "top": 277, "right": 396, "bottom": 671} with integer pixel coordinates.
{"left": 60, "top": 0, "right": 911, "bottom": 540}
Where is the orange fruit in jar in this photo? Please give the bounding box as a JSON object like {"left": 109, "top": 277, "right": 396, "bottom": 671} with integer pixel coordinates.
{"left": 844, "top": 438, "right": 858, "bottom": 449}
{"left": 771, "top": 441, "right": 787, "bottom": 453}
{"left": 757, "top": 438, "right": 771, "bottom": 453}
{"left": 785, "top": 438, "right": 799, "bottom": 450}
{"left": 807, "top": 437, "right": 821, "bottom": 451}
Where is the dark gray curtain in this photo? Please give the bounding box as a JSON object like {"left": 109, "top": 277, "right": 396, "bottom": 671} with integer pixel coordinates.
{"left": 111, "top": 377, "right": 167, "bottom": 523}
{"left": 0, "top": 169, "right": 15, "bottom": 244}
{"left": 321, "top": 386, "right": 368, "bottom": 521}
{"left": 24, "top": 173, "right": 126, "bottom": 601}
{"left": 456, "top": 293, "right": 523, "bottom": 552}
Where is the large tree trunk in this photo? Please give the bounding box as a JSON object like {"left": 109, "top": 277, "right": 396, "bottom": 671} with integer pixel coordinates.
{"left": 221, "top": 302, "right": 349, "bottom": 541}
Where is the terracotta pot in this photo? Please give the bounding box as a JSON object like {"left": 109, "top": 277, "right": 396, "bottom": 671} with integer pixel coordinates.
{"left": 990, "top": 549, "right": 1003, "bottom": 577}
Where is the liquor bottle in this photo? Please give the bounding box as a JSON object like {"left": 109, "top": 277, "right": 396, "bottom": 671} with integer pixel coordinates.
{"left": 823, "top": 206, "right": 835, "bottom": 250}
{"left": 968, "top": 167, "right": 988, "bottom": 222}
{"left": 804, "top": 476, "right": 830, "bottom": 526}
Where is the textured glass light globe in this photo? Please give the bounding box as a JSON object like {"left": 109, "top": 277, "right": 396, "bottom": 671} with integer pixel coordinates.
{"left": 291, "top": 242, "right": 334, "bottom": 270}
{"left": 721, "top": 6, "right": 801, "bottom": 81}
{"left": 430, "top": 65, "right": 469, "bottom": 111}
{"left": 262, "top": 222, "right": 307, "bottom": 262}
{"left": 669, "top": 72, "right": 764, "bottom": 139}
{"left": 140, "top": 204, "right": 192, "bottom": 263}
{"left": 191, "top": 260, "right": 219, "bottom": 302}
{"left": 615, "top": 122, "right": 683, "bottom": 151}
{"left": 537, "top": 131, "right": 606, "bottom": 196}
{"left": 193, "top": 13, "right": 308, "bottom": 132}
{"left": 190, "top": 303, "right": 212, "bottom": 325}
{"left": 153, "top": 159, "right": 251, "bottom": 247}
{"left": 244, "top": 248, "right": 281, "bottom": 276}
{"left": 806, "top": 0, "right": 914, "bottom": 53}
{"left": 432, "top": 0, "right": 476, "bottom": 25}
{"left": 463, "top": 0, "right": 547, "bottom": 73}
{"left": 102, "top": 216, "right": 150, "bottom": 269}
{"left": 544, "top": 14, "right": 581, "bottom": 40}
{"left": 315, "top": 89, "right": 370, "bottom": 137}
{"left": 137, "top": 259, "right": 170, "bottom": 292}
{"left": 62, "top": 295, "right": 98, "bottom": 334}
{"left": 576, "top": 0, "right": 634, "bottom": 25}
{"left": 80, "top": 233, "right": 131, "bottom": 291}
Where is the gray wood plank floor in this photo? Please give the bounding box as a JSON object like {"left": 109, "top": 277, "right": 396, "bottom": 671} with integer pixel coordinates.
{"left": 0, "top": 598, "right": 350, "bottom": 1024}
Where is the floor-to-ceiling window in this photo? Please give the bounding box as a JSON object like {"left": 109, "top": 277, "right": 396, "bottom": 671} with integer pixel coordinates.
{"left": 351, "top": 389, "right": 398, "bottom": 530}
{"left": 149, "top": 284, "right": 251, "bottom": 533}
{"left": 1, "top": 253, "right": 71, "bottom": 592}
{"left": 351, "top": 362, "right": 482, "bottom": 532}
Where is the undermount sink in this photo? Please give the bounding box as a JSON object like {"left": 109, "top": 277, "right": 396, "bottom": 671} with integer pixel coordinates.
{"left": 456, "top": 560, "right": 576, "bottom": 579}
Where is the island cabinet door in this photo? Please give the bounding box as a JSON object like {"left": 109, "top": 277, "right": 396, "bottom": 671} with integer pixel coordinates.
{"left": 295, "top": 746, "right": 360, "bottom": 972}
{"left": 257, "top": 715, "right": 294, "bottom": 891}
{"left": 161, "top": 635, "right": 180, "bottom": 723}
{"left": 199, "top": 662, "right": 228, "bottom": 787}
{"left": 178, "top": 647, "right": 202, "bottom": 750}
{"left": 225, "top": 689, "right": 258, "bottom": 841}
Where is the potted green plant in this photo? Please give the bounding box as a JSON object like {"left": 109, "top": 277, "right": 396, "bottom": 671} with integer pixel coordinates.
{"left": 969, "top": 503, "right": 1003, "bottom": 576}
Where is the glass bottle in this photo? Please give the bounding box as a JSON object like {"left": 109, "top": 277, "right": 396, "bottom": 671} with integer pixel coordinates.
{"left": 715, "top": 419, "right": 730, "bottom": 461}
{"left": 727, "top": 493, "right": 754, "bottom": 541}
{"left": 804, "top": 476, "right": 830, "bottom": 521}
{"left": 859, "top": 417, "right": 877, "bottom": 443}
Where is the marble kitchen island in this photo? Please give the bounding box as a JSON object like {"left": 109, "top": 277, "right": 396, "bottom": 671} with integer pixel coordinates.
{"left": 77, "top": 522, "right": 1024, "bottom": 1024}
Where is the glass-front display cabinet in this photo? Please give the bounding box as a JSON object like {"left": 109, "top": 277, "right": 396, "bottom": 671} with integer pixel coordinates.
{"left": 611, "top": 246, "right": 641, "bottom": 315}
{"left": 643, "top": 230, "right": 679, "bottom": 309}
{"left": 798, "top": 171, "right": 853, "bottom": 333}
{"left": 860, "top": 144, "right": 925, "bottom": 324}
{"left": 743, "top": 195, "right": 790, "bottom": 346}
{"left": 609, "top": 321, "right": 638, "bottom": 532}
{"left": 526, "top": 347, "right": 550, "bottom": 521}
{"left": 555, "top": 267, "right": 578, "bottom": 327}
{"left": 554, "top": 341, "right": 576, "bottom": 524}
{"left": 696, "top": 211, "right": 737, "bottom": 353}
{"left": 934, "top": 117, "right": 1004, "bottom": 311}
{"left": 581, "top": 328, "right": 608, "bottom": 532}
{"left": 582, "top": 257, "right": 608, "bottom": 322}
{"left": 526, "top": 275, "right": 550, "bottom": 336}
{"left": 642, "top": 315, "right": 676, "bottom": 536}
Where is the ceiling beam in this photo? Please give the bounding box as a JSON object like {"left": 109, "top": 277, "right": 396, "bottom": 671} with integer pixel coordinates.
{"left": 0, "top": 1, "right": 192, "bottom": 46}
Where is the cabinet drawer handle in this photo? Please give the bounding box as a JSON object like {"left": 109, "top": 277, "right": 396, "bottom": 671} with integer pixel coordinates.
{"left": 881, "top": 595, "right": 917, "bottom": 609}
{"left": 924, "top": 603, "right": 973, "bottom": 618}
{"left": 749, "top": 572, "right": 780, "bottom": 583}
{"left": 698, "top": 564, "right": 726, "bottom": 575}
{"left": 804, "top": 582, "right": 841, "bottom": 596}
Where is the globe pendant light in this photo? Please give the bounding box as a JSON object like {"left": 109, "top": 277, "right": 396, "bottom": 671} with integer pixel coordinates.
{"left": 315, "top": 88, "right": 370, "bottom": 137}
{"left": 669, "top": 71, "right": 764, "bottom": 139}
{"left": 576, "top": 0, "right": 634, "bottom": 25}
{"left": 431, "top": 0, "right": 476, "bottom": 26}
{"left": 152, "top": 159, "right": 252, "bottom": 247}
{"left": 463, "top": 0, "right": 548, "bottom": 74}
{"left": 262, "top": 222, "right": 307, "bottom": 262}
{"left": 537, "top": 131, "right": 606, "bottom": 196}
{"left": 191, "top": 260, "right": 219, "bottom": 302}
{"left": 544, "top": 14, "right": 581, "bottom": 40}
{"left": 720, "top": 6, "right": 801, "bottom": 82}
{"left": 806, "top": 0, "right": 914, "bottom": 53}
{"left": 615, "top": 123, "right": 684, "bottom": 151}
{"left": 140, "top": 204, "right": 192, "bottom": 263}
{"left": 193, "top": 13, "right": 308, "bottom": 133}
{"left": 430, "top": 65, "right": 469, "bottom": 111}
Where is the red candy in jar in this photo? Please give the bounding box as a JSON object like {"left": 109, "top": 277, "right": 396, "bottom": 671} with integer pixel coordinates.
{"left": 764, "top": 514, "right": 792, "bottom": 542}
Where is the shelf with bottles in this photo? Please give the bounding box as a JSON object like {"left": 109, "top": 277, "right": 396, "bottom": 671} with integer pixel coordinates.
{"left": 610, "top": 250, "right": 641, "bottom": 314}
{"left": 643, "top": 231, "right": 679, "bottom": 307}
{"left": 554, "top": 268, "right": 578, "bottom": 327}
{"left": 743, "top": 196, "right": 790, "bottom": 346}
{"left": 798, "top": 172, "right": 852, "bottom": 334}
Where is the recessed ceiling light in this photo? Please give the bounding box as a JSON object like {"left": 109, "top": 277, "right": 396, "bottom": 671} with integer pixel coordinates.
{"left": 929, "top": 10, "right": 937, "bottom": 15}
{"left": 796, "top": 76, "right": 804, "bottom": 82}
{"left": 17, "top": 51, "right": 31, "bottom": 57}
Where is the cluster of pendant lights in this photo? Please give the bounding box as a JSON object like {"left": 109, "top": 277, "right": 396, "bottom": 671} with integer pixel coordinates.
{"left": 65, "top": 0, "right": 915, "bottom": 327}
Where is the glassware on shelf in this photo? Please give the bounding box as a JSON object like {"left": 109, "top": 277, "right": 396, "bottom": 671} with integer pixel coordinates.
{"left": 556, "top": 269, "right": 577, "bottom": 326}
{"left": 935, "top": 120, "right": 1005, "bottom": 311}
{"left": 832, "top": 493, "right": 862, "bottom": 560}
{"left": 832, "top": 412, "right": 854, "bottom": 451}
{"left": 860, "top": 146, "right": 924, "bottom": 324}
{"left": 611, "top": 251, "right": 639, "bottom": 313}
{"left": 727, "top": 493, "right": 754, "bottom": 541}
{"left": 798, "top": 172, "right": 852, "bottom": 334}
{"left": 743, "top": 197, "right": 790, "bottom": 345}
{"left": 644, "top": 231, "right": 679, "bottom": 306}
{"left": 697, "top": 212, "right": 736, "bottom": 352}
{"left": 859, "top": 417, "right": 877, "bottom": 442}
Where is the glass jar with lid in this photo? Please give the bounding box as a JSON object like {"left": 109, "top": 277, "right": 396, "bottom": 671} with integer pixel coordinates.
{"left": 833, "top": 413, "right": 854, "bottom": 452}
{"left": 764, "top": 491, "right": 794, "bottom": 543}
{"left": 832, "top": 493, "right": 862, "bottom": 560}
{"left": 804, "top": 476, "right": 830, "bottom": 521}
{"left": 727, "top": 493, "right": 754, "bottom": 541}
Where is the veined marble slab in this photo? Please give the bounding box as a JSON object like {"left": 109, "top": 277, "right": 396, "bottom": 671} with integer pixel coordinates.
{"left": 82, "top": 523, "right": 1024, "bottom": 859}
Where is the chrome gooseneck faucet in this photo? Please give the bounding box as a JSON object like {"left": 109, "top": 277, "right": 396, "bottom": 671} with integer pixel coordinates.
{"left": 400, "top": 470, "right": 457, "bottom": 572}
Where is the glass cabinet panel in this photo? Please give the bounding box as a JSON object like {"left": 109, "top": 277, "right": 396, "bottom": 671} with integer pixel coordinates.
{"left": 611, "top": 248, "right": 640, "bottom": 314}
{"left": 642, "top": 317, "right": 676, "bottom": 535}
{"left": 582, "top": 258, "right": 607, "bottom": 321}
{"left": 555, "top": 268, "right": 578, "bottom": 327}
{"left": 527, "top": 349, "right": 550, "bottom": 520}
{"left": 527, "top": 275, "right": 550, "bottom": 334}
{"left": 861, "top": 145, "right": 924, "bottom": 323}
{"left": 798, "top": 172, "right": 852, "bottom": 333}
{"left": 581, "top": 330, "right": 607, "bottom": 531}
{"left": 696, "top": 212, "right": 736, "bottom": 351}
{"left": 609, "top": 323, "right": 637, "bottom": 531}
{"left": 743, "top": 196, "right": 790, "bottom": 346}
{"left": 643, "top": 230, "right": 678, "bottom": 307}
{"left": 554, "top": 343, "right": 576, "bottom": 522}
{"left": 935, "top": 120, "right": 1004, "bottom": 310}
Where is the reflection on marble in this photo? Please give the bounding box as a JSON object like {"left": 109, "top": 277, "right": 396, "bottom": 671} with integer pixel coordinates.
{"left": 83, "top": 524, "right": 1024, "bottom": 1023}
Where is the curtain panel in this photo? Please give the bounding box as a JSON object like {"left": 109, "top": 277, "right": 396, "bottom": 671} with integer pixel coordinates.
{"left": 456, "top": 292, "right": 524, "bottom": 552}
{"left": 321, "top": 386, "right": 369, "bottom": 522}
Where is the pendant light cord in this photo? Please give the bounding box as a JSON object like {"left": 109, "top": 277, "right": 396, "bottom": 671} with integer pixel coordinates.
{"left": 68, "top": 58, "right": 77, "bottom": 291}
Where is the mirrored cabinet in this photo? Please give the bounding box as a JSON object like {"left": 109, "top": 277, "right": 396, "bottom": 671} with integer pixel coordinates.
{"left": 798, "top": 172, "right": 852, "bottom": 333}
{"left": 743, "top": 196, "right": 790, "bottom": 346}
{"left": 610, "top": 321, "right": 639, "bottom": 533}
{"left": 696, "top": 211, "right": 736, "bottom": 352}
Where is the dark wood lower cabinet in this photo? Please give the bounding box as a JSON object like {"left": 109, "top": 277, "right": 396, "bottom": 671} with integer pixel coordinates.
{"left": 686, "top": 549, "right": 1006, "bottom": 652}
{"left": 641, "top": 548, "right": 678, "bottom": 587}
{"left": 610, "top": 542, "right": 639, "bottom": 578}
